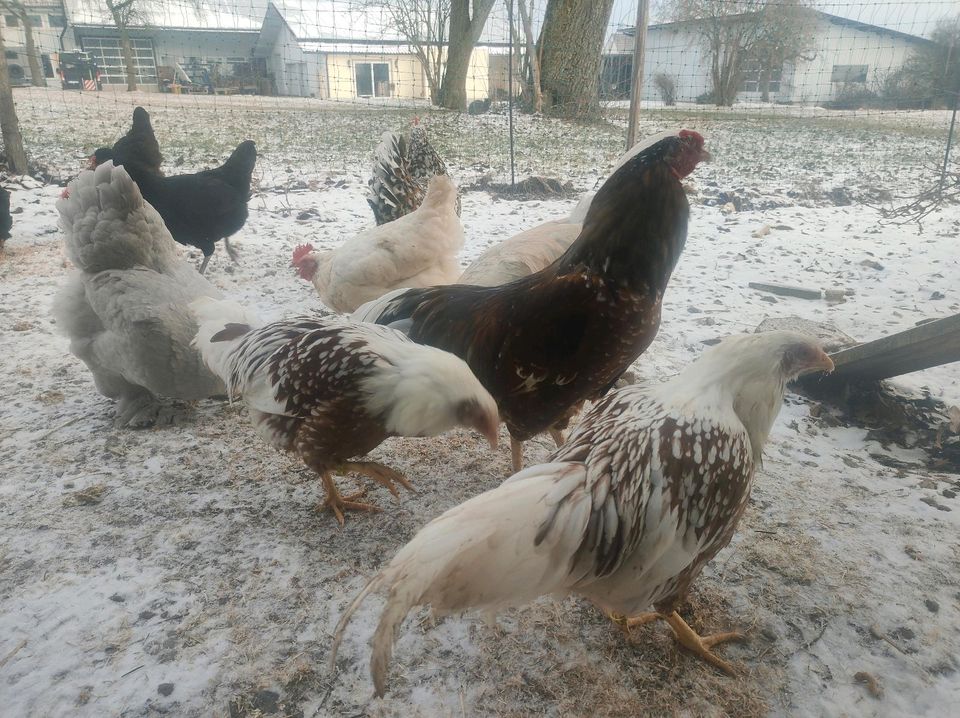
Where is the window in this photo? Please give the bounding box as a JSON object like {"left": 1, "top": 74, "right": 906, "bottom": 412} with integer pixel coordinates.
{"left": 740, "top": 61, "right": 781, "bottom": 94}
{"left": 831, "top": 65, "right": 868, "bottom": 83}
{"left": 5, "top": 50, "right": 17, "bottom": 60}
{"left": 27, "top": 15, "right": 42, "bottom": 26}
{"left": 82, "top": 37, "right": 157, "bottom": 86}
{"left": 354, "top": 62, "right": 390, "bottom": 98}
{"left": 4, "top": 15, "right": 17, "bottom": 27}
{"left": 48, "top": 15, "right": 67, "bottom": 28}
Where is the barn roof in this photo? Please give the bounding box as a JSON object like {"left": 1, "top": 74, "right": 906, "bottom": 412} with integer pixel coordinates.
{"left": 64, "top": 0, "right": 262, "bottom": 32}
{"left": 619, "top": 10, "right": 936, "bottom": 48}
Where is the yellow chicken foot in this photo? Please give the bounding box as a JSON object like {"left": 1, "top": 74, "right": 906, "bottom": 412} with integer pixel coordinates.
{"left": 510, "top": 438, "right": 524, "bottom": 473}
{"left": 663, "top": 611, "right": 744, "bottom": 676}
{"left": 607, "top": 610, "right": 661, "bottom": 633}
{"left": 606, "top": 610, "right": 743, "bottom": 675}
{"left": 341, "top": 461, "right": 415, "bottom": 497}
{"left": 317, "top": 472, "right": 380, "bottom": 526}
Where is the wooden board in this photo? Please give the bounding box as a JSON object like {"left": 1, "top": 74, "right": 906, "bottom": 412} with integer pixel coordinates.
{"left": 825, "top": 313, "right": 960, "bottom": 381}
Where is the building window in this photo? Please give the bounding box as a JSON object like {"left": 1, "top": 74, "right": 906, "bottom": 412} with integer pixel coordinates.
{"left": 82, "top": 37, "right": 157, "bottom": 86}
{"left": 48, "top": 15, "right": 67, "bottom": 28}
{"left": 3, "top": 15, "right": 17, "bottom": 27}
{"left": 831, "top": 65, "right": 868, "bottom": 83}
{"left": 5, "top": 50, "right": 17, "bottom": 60}
{"left": 354, "top": 62, "right": 390, "bottom": 98}
{"left": 741, "top": 61, "right": 781, "bottom": 94}
{"left": 27, "top": 15, "right": 42, "bottom": 26}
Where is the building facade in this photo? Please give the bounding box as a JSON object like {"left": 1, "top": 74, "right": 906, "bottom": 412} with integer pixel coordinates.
{"left": 605, "top": 11, "right": 934, "bottom": 105}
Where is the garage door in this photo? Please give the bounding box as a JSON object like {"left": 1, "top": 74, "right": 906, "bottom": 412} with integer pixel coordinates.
{"left": 82, "top": 37, "right": 157, "bottom": 86}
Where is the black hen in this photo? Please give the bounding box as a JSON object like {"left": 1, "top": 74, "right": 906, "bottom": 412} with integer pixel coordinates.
{"left": 121, "top": 141, "right": 257, "bottom": 274}
{"left": 90, "top": 106, "right": 163, "bottom": 174}
{"left": 0, "top": 186, "right": 11, "bottom": 246}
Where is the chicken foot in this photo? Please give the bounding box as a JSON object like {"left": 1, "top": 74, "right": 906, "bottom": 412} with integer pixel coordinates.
{"left": 510, "top": 430, "right": 565, "bottom": 473}
{"left": 606, "top": 610, "right": 744, "bottom": 676}
{"left": 318, "top": 472, "right": 381, "bottom": 527}
{"left": 223, "top": 237, "right": 241, "bottom": 264}
{"left": 341, "top": 461, "right": 416, "bottom": 498}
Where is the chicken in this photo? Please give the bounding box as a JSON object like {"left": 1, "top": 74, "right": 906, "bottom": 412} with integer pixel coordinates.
{"left": 89, "top": 106, "right": 163, "bottom": 174}
{"left": 329, "top": 331, "right": 835, "bottom": 695}
{"left": 52, "top": 162, "right": 225, "bottom": 427}
{"left": 192, "top": 299, "right": 499, "bottom": 524}
{"left": 355, "top": 130, "right": 710, "bottom": 471}
{"left": 90, "top": 110, "right": 257, "bottom": 274}
{"left": 458, "top": 193, "right": 593, "bottom": 286}
{"left": 293, "top": 174, "right": 463, "bottom": 314}
{"left": 367, "top": 119, "right": 460, "bottom": 225}
{"left": 0, "top": 186, "right": 11, "bottom": 248}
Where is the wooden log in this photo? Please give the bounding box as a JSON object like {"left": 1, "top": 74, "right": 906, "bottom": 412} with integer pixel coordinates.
{"left": 748, "top": 282, "right": 822, "bottom": 300}
{"left": 825, "top": 313, "right": 960, "bottom": 381}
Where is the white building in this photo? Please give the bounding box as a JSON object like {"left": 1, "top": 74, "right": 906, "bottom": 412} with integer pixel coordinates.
{"left": 1, "top": 1, "right": 69, "bottom": 84}
{"left": 605, "top": 11, "right": 935, "bottom": 105}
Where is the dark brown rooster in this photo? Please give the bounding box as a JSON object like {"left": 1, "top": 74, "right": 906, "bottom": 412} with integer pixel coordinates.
{"left": 356, "top": 129, "right": 709, "bottom": 470}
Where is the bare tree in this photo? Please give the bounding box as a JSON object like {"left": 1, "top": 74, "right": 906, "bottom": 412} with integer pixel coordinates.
{"left": 438, "top": 0, "right": 496, "bottom": 110}
{"left": 537, "top": 0, "right": 616, "bottom": 118}
{"left": 0, "top": 22, "right": 28, "bottom": 173}
{"left": 517, "top": 0, "right": 542, "bottom": 113}
{"left": 368, "top": 0, "right": 450, "bottom": 104}
{"left": 0, "top": 1, "right": 46, "bottom": 87}
{"left": 665, "top": 0, "right": 816, "bottom": 106}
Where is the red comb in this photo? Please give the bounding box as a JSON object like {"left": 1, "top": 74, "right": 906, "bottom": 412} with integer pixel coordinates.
{"left": 679, "top": 129, "right": 705, "bottom": 144}
{"left": 413, "top": 116, "right": 420, "bottom": 125}
{"left": 291, "top": 243, "right": 314, "bottom": 265}
{"left": 60, "top": 188, "right": 70, "bottom": 199}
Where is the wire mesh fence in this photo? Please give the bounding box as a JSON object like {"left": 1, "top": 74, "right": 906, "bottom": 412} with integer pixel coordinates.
{"left": 0, "top": 0, "right": 957, "bottom": 208}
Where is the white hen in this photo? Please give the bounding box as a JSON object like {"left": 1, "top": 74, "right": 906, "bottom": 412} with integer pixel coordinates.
{"left": 458, "top": 193, "right": 593, "bottom": 286}
{"left": 292, "top": 174, "right": 463, "bottom": 313}
{"left": 329, "top": 331, "right": 835, "bottom": 695}
{"left": 53, "top": 162, "right": 226, "bottom": 426}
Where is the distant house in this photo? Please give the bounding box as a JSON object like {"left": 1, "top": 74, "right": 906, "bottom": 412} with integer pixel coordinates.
{"left": 279, "top": 3, "right": 491, "bottom": 102}
{"left": 12, "top": 1, "right": 502, "bottom": 101}
{"left": 1, "top": 1, "right": 68, "bottom": 84}
{"left": 604, "top": 11, "right": 935, "bottom": 105}
{"left": 62, "top": 0, "right": 265, "bottom": 92}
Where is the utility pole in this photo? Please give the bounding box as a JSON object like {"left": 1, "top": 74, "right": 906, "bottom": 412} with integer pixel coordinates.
{"left": 625, "top": 0, "right": 649, "bottom": 151}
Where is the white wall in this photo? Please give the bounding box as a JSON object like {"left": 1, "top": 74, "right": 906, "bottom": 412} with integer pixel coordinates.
{"left": 633, "top": 16, "right": 927, "bottom": 105}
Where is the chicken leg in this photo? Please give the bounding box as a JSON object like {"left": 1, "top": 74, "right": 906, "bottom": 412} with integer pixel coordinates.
{"left": 318, "top": 471, "right": 381, "bottom": 526}
{"left": 510, "top": 438, "right": 524, "bottom": 472}
{"left": 607, "top": 610, "right": 744, "bottom": 675}
{"left": 223, "top": 236, "right": 240, "bottom": 264}
{"left": 341, "top": 461, "right": 415, "bottom": 497}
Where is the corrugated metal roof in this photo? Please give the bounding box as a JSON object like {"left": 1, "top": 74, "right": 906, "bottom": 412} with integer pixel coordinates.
{"left": 64, "top": 0, "right": 263, "bottom": 32}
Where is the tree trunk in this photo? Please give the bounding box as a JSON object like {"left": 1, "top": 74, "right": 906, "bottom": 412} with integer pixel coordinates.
{"left": 438, "top": 0, "right": 497, "bottom": 110}
{"left": 538, "top": 0, "right": 616, "bottom": 118}
{"left": 517, "top": 0, "right": 542, "bottom": 113}
{"left": 0, "top": 25, "right": 29, "bottom": 173}
{"left": 18, "top": 13, "right": 46, "bottom": 87}
{"left": 119, "top": 27, "right": 138, "bottom": 91}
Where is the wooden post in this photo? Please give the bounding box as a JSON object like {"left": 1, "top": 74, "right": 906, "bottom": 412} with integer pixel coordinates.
{"left": 625, "top": 0, "right": 649, "bottom": 151}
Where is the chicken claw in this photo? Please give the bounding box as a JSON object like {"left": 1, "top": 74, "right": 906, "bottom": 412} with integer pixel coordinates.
{"left": 318, "top": 474, "right": 380, "bottom": 526}
{"left": 342, "top": 461, "right": 415, "bottom": 497}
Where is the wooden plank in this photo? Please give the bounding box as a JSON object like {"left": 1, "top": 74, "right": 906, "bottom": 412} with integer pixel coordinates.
{"left": 826, "top": 313, "right": 960, "bottom": 381}
{"left": 748, "top": 282, "right": 822, "bottom": 300}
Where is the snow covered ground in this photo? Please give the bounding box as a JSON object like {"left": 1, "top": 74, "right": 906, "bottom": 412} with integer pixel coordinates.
{"left": 1, "top": 89, "right": 958, "bottom": 717}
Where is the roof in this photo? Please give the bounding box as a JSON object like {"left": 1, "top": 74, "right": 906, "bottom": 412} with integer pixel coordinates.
{"left": 619, "top": 10, "right": 935, "bottom": 47}
{"left": 64, "top": 0, "right": 263, "bottom": 32}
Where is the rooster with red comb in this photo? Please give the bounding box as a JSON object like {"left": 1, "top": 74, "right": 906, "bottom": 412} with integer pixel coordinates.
{"left": 356, "top": 129, "right": 710, "bottom": 470}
